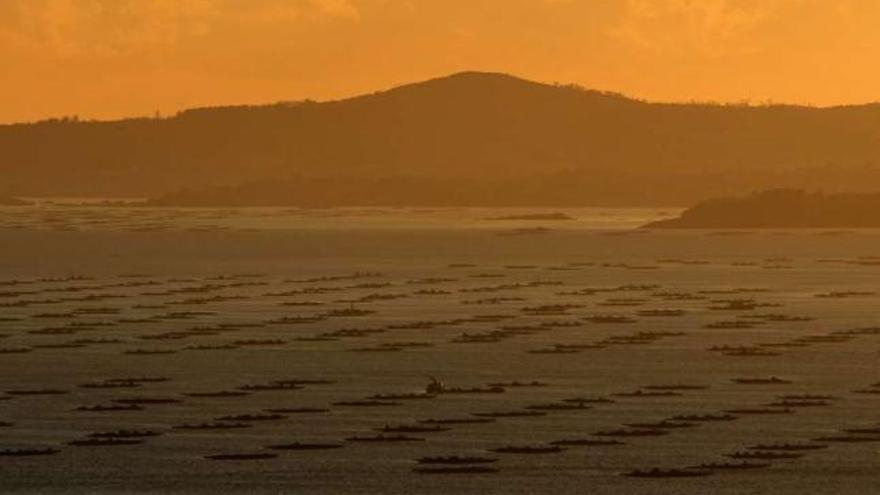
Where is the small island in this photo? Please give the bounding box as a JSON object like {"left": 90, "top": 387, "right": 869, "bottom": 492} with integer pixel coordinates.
{"left": 0, "top": 196, "right": 30, "bottom": 206}
{"left": 642, "top": 189, "right": 880, "bottom": 229}
{"left": 484, "top": 213, "right": 574, "bottom": 221}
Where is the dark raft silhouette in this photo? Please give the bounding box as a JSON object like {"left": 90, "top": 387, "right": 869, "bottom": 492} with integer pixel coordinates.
{"left": 3, "top": 72, "right": 880, "bottom": 205}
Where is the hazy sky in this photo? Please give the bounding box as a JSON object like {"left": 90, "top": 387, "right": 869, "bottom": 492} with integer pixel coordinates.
{"left": 2, "top": 0, "right": 879, "bottom": 123}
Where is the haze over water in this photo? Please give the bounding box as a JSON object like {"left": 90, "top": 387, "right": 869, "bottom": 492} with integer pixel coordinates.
{"left": 3, "top": 205, "right": 880, "bottom": 493}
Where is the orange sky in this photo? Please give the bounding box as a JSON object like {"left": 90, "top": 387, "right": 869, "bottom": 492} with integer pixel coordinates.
{"left": 2, "top": 0, "right": 880, "bottom": 123}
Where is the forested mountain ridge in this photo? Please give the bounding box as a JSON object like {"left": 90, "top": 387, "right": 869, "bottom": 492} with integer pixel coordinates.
{"left": 3, "top": 71, "right": 880, "bottom": 205}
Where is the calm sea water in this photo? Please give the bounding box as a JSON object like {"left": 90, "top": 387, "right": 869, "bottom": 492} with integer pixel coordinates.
{"left": 1, "top": 205, "right": 880, "bottom": 494}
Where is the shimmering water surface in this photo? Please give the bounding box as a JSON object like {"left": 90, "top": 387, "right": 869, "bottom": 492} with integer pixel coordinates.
{"left": 1, "top": 204, "right": 880, "bottom": 494}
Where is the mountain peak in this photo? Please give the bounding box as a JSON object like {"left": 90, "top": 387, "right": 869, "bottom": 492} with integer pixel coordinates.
{"left": 355, "top": 70, "right": 634, "bottom": 109}
{"left": 369, "top": 71, "right": 548, "bottom": 99}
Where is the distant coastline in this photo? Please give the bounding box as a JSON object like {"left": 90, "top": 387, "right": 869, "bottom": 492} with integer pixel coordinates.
{"left": 643, "top": 189, "right": 880, "bottom": 228}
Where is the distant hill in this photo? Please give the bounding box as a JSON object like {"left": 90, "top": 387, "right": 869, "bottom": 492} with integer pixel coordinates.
{"left": 3, "top": 71, "right": 880, "bottom": 205}
{"left": 642, "top": 189, "right": 880, "bottom": 228}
